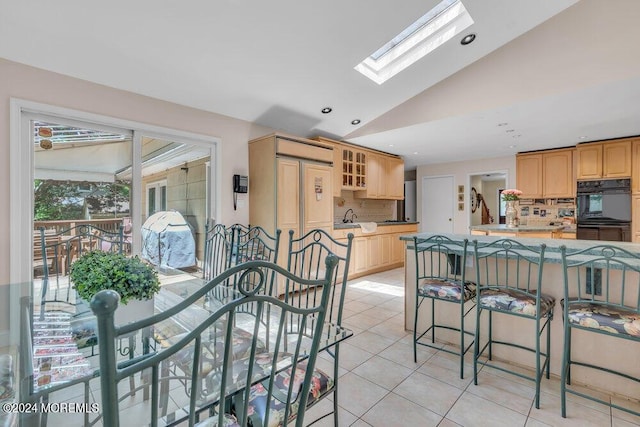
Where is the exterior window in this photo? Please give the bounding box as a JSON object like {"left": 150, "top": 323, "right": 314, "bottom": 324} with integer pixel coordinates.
{"left": 147, "top": 180, "right": 167, "bottom": 217}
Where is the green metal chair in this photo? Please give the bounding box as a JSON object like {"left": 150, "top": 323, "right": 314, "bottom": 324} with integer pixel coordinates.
{"left": 243, "top": 228, "right": 352, "bottom": 426}
{"left": 560, "top": 244, "right": 640, "bottom": 418}
{"left": 412, "top": 236, "right": 475, "bottom": 378}
{"left": 92, "top": 256, "right": 339, "bottom": 427}
{"left": 472, "top": 239, "right": 554, "bottom": 409}
{"left": 202, "top": 221, "right": 235, "bottom": 281}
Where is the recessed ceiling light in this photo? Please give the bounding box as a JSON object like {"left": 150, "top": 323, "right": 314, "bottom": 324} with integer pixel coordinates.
{"left": 413, "top": 152, "right": 419, "bottom": 155}
{"left": 389, "top": 144, "right": 394, "bottom": 147}
{"left": 321, "top": 107, "right": 332, "bottom": 114}
{"left": 579, "top": 136, "right": 587, "bottom": 139}
{"left": 508, "top": 144, "right": 517, "bottom": 149}
{"left": 351, "top": 119, "right": 361, "bottom": 125}
{"left": 498, "top": 123, "right": 508, "bottom": 126}
{"left": 460, "top": 33, "right": 476, "bottom": 45}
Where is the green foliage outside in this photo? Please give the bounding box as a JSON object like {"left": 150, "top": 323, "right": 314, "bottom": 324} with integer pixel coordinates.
{"left": 70, "top": 251, "right": 160, "bottom": 305}
{"left": 34, "top": 179, "right": 130, "bottom": 221}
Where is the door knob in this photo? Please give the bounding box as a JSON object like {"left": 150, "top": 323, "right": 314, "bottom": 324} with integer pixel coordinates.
{"left": 448, "top": 218, "right": 452, "bottom": 222}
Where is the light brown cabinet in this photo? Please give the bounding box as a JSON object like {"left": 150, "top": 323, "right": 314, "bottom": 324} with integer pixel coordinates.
{"left": 386, "top": 157, "right": 405, "bottom": 199}
{"left": 633, "top": 195, "right": 640, "bottom": 243}
{"left": 355, "top": 153, "right": 404, "bottom": 200}
{"left": 334, "top": 223, "right": 417, "bottom": 279}
{"left": 313, "top": 136, "right": 404, "bottom": 200}
{"left": 516, "top": 153, "right": 543, "bottom": 198}
{"left": 542, "top": 148, "right": 575, "bottom": 198}
{"left": 341, "top": 147, "right": 367, "bottom": 190}
{"left": 631, "top": 139, "right": 640, "bottom": 194}
{"left": 576, "top": 140, "right": 631, "bottom": 180}
{"left": 517, "top": 149, "right": 574, "bottom": 198}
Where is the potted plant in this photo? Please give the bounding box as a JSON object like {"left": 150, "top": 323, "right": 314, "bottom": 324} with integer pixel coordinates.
{"left": 70, "top": 251, "right": 160, "bottom": 324}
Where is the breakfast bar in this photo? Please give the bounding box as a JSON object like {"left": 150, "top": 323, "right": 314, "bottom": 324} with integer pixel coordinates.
{"left": 401, "top": 232, "right": 640, "bottom": 402}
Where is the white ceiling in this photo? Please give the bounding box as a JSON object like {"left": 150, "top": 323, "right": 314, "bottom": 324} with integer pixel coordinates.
{"left": 2, "top": 0, "right": 639, "bottom": 170}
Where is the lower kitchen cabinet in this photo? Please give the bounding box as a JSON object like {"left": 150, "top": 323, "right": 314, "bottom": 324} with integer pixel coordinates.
{"left": 335, "top": 223, "right": 417, "bottom": 279}
{"left": 353, "top": 237, "right": 368, "bottom": 274}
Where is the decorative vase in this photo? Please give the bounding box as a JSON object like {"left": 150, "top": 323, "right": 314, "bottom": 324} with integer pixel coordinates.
{"left": 505, "top": 200, "right": 517, "bottom": 228}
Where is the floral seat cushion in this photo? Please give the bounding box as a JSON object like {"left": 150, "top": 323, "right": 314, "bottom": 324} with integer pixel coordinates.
{"left": 562, "top": 301, "right": 640, "bottom": 337}
{"left": 419, "top": 278, "right": 476, "bottom": 302}
{"left": 243, "top": 360, "right": 334, "bottom": 427}
{"left": 196, "top": 413, "right": 241, "bottom": 427}
{"left": 479, "top": 287, "right": 555, "bottom": 317}
{"left": 165, "top": 327, "right": 267, "bottom": 378}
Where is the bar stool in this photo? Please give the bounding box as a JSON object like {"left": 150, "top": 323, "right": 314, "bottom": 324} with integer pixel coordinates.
{"left": 560, "top": 244, "right": 640, "bottom": 418}
{"left": 412, "top": 236, "right": 475, "bottom": 378}
{"left": 472, "top": 239, "right": 555, "bottom": 409}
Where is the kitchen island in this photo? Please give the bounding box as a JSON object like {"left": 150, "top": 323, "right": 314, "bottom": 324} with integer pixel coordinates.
{"left": 469, "top": 224, "right": 565, "bottom": 238}
{"left": 401, "top": 232, "right": 640, "bottom": 401}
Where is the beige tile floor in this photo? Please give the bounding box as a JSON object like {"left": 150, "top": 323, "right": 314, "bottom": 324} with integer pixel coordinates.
{"left": 34, "top": 268, "right": 640, "bottom": 426}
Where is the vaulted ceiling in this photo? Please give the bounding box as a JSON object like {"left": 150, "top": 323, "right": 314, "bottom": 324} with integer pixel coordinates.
{"left": 2, "top": 0, "right": 639, "bottom": 169}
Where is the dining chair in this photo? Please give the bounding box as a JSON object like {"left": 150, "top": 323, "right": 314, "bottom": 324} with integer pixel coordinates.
{"left": 560, "top": 244, "right": 640, "bottom": 418}
{"left": 412, "top": 236, "right": 475, "bottom": 378}
{"left": 92, "top": 256, "right": 339, "bottom": 427}
{"left": 202, "top": 221, "right": 235, "bottom": 281}
{"left": 472, "top": 239, "right": 554, "bottom": 409}
{"left": 36, "top": 224, "right": 124, "bottom": 318}
{"left": 243, "top": 228, "right": 353, "bottom": 426}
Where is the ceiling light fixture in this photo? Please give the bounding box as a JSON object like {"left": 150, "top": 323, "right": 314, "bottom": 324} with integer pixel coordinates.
{"left": 321, "top": 107, "right": 332, "bottom": 114}
{"left": 579, "top": 136, "right": 587, "bottom": 139}
{"left": 351, "top": 119, "right": 361, "bottom": 125}
{"left": 460, "top": 33, "right": 476, "bottom": 45}
{"left": 413, "top": 152, "right": 419, "bottom": 155}
{"left": 354, "top": 0, "right": 474, "bottom": 84}
{"left": 508, "top": 145, "right": 517, "bottom": 149}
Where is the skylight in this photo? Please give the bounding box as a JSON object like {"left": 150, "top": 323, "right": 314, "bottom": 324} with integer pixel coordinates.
{"left": 354, "top": 0, "right": 474, "bottom": 85}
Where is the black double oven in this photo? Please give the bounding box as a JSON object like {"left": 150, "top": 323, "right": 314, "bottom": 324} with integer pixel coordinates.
{"left": 576, "top": 178, "right": 631, "bottom": 242}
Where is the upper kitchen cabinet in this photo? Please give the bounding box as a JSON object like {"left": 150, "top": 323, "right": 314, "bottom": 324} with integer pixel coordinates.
{"left": 517, "top": 148, "right": 575, "bottom": 198}
{"left": 385, "top": 156, "right": 405, "bottom": 199}
{"left": 576, "top": 139, "right": 631, "bottom": 180}
{"left": 341, "top": 147, "right": 367, "bottom": 190}
{"left": 516, "top": 153, "right": 543, "bottom": 198}
{"left": 313, "top": 137, "right": 342, "bottom": 197}
{"left": 354, "top": 153, "right": 404, "bottom": 200}
{"left": 542, "top": 148, "right": 575, "bottom": 198}
{"left": 632, "top": 138, "right": 640, "bottom": 194}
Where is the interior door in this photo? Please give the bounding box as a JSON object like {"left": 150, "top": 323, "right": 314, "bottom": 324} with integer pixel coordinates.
{"left": 303, "top": 162, "right": 333, "bottom": 234}
{"left": 421, "top": 175, "right": 454, "bottom": 233}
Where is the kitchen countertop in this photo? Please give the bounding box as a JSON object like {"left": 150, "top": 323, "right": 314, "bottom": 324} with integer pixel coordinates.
{"left": 469, "top": 224, "right": 564, "bottom": 232}
{"left": 334, "top": 221, "right": 419, "bottom": 229}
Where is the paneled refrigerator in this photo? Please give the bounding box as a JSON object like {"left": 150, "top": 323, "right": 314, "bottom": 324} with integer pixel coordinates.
{"left": 249, "top": 134, "right": 334, "bottom": 293}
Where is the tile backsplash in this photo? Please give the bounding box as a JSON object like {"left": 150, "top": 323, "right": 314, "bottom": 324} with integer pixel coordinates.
{"left": 517, "top": 199, "right": 576, "bottom": 228}
{"left": 333, "top": 191, "right": 396, "bottom": 224}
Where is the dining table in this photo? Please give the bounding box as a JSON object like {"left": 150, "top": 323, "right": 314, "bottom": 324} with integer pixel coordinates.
{"left": 6, "top": 264, "right": 353, "bottom": 427}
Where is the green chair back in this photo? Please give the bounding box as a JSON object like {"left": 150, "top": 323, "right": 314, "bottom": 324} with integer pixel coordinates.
{"left": 92, "top": 256, "right": 339, "bottom": 427}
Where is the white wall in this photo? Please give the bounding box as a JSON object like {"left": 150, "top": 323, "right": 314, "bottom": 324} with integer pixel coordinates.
{"left": 416, "top": 156, "right": 516, "bottom": 234}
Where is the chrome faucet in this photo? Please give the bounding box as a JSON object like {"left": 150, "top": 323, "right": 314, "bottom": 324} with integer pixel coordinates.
{"left": 343, "top": 209, "right": 357, "bottom": 223}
